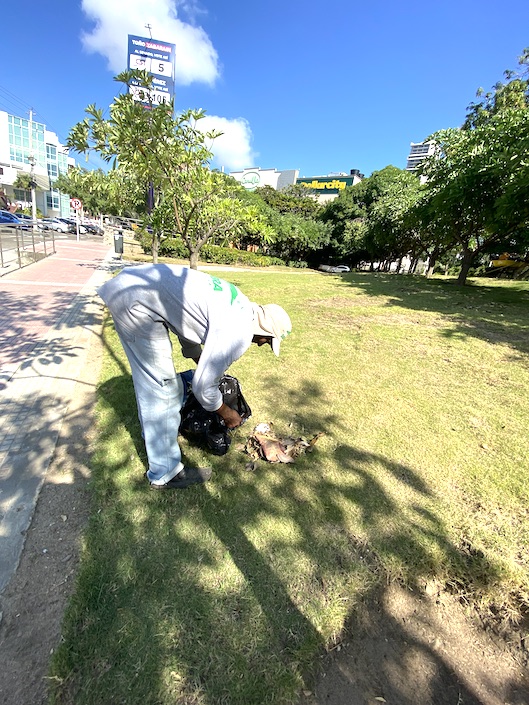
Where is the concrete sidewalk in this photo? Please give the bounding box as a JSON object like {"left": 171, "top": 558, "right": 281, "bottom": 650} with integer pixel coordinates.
{"left": 0, "top": 236, "right": 121, "bottom": 596}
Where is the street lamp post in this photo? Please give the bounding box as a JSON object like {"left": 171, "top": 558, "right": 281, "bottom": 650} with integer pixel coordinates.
{"left": 27, "top": 155, "right": 37, "bottom": 228}
{"left": 28, "top": 110, "right": 38, "bottom": 232}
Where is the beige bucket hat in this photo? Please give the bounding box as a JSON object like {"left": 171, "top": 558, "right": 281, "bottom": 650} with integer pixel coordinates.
{"left": 252, "top": 303, "right": 292, "bottom": 356}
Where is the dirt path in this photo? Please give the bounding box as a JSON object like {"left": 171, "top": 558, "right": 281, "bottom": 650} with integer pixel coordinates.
{"left": 299, "top": 582, "right": 528, "bottom": 705}
{"left": 0, "top": 336, "right": 100, "bottom": 705}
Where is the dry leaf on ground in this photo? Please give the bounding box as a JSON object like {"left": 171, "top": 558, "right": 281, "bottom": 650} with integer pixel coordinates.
{"left": 243, "top": 422, "right": 323, "bottom": 464}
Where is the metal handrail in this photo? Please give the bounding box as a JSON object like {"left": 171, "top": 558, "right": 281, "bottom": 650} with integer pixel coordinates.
{"left": 0, "top": 222, "right": 56, "bottom": 276}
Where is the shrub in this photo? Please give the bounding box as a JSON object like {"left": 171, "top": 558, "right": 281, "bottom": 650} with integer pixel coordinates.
{"left": 200, "top": 244, "right": 284, "bottom": 267}
{"left": 138, "top": 233, "right": 285, "bottom": 267}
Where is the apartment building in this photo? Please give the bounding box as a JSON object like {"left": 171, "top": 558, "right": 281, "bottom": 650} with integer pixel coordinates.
{"left": 0, "top": 110, "right": 74, "bottom": 216}
{"left": 405, "top": 140, "right": 435, "bottom": 171}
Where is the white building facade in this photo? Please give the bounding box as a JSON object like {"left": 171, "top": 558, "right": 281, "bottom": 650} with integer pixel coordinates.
{"left": 229, "top": 167, "right": 299, "bottom": 191}
{"left": 0, "top": 110, "right": 74, "bottom": 217}
{"left": 405, "top": 141, "right": 435, "bottom": 171}
{"left": 230, "top": 166, "right": 364, "bottom": 204}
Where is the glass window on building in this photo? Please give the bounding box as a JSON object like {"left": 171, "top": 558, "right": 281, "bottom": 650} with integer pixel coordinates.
{"left": 46, "top": 189, "right": 60, "bottom": 210}
{"left": 10, "top": 147, "right": 24, "bottom": 164}
{"left": 14, "top": 188, "right": 32, "bottom": 203}
{"left": 46, "top": 144, "right": 57, "bottom": 161}
{"left": 58, "top": 152, "right": 68, "bottom": 174}
{"left": 8, "top": 114, "right": 47, "bottom": 168}
{"left": 59, "top": 192, "right": 71, "bottom": 217}
{"left": 47, "top": 163, "right": 58, "bottom": 179}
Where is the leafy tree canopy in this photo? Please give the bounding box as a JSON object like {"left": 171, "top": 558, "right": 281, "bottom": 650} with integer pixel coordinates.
{"left": 67, "top": 70, "right": 266, "bottom": 267}
{"left": 419, "top": 49, "right": 529, "bottom": 283}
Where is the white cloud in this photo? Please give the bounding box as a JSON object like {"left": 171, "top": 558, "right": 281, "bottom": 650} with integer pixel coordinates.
{"left": 81, "top": 0, "right": 219, "bottom": 85}
{"left": 196, "top": 115, "right": 256, "bottom": 172}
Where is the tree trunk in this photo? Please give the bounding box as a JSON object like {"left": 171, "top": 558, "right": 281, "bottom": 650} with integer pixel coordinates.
{"left": 457, "top": 247, "right": 474, "bottom": 286}
{"left": 189, "top": 250, "right": 199, "bottom": 270}
{"left": 426, "top": 246, "right": 439, "bottom": 278}
{"left": 152, "top": 233, "right": 160, "bottom": 264}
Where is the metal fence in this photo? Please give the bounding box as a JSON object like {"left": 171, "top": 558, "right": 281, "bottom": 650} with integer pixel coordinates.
{"left": 0, "top": 223, "right": 56, "bottom": 276}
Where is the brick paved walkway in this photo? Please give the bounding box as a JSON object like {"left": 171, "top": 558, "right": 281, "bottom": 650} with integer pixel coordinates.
{"left": 0, "top": 237, "right": 121, "bottom": 593}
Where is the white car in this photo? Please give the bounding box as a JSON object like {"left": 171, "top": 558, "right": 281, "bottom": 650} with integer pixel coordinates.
{"left": 318, "top": 264, "right": 351, "bottom": 273}
{"left": 50, "top": 218, "right": 70, "bottom": 233}
{"left": 50, "top": 217, "right": 87, "bottom": 234}
{"left": 62, "top": 218, "right": 87, "bottom": 234}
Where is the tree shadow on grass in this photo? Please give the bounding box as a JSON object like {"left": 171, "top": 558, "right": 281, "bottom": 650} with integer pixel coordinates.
{"left": 338, "top": 272, "right": 529, "bottom": 358}
{"left": 298, "top": 578, "right": 529, "bottom": 705}
{"left": 47, "top": 367, "right": 528, "bottom": 705}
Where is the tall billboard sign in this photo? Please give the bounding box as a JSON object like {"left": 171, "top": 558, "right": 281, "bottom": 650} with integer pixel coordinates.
{"left": 127, "top": 34, "right": 176, "bottom": 107}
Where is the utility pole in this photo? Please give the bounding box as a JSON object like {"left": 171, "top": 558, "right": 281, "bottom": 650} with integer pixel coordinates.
{"left": 28, "top": 109, "right": 37, "bottom": 231}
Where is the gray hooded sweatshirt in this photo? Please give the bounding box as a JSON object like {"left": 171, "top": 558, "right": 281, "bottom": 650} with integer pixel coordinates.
{"left": 98, "top": 264, "right": 254, "bottom": 412}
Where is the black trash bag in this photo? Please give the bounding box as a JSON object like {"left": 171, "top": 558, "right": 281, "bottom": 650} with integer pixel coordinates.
{"left": 179, "top": 373, "right": 251, "bottom": 456}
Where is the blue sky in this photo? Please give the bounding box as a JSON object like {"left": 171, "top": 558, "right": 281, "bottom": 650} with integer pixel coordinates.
{"left": 2, "top": 0, "right": 528, "bottom": 178}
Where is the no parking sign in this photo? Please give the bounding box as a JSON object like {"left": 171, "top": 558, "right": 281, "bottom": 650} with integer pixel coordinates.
{"left": 70, "top": 198, "right": 82, "bottom": 211}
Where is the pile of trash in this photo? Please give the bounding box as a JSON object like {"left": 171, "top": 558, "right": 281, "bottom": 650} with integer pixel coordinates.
{"left": 242, "top": 422, "right": 323, "bottom": 469}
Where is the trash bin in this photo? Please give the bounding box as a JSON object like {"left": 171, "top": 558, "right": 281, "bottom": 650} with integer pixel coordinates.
{"left": 114, "top": 230, "right": 124, "bottom": 256}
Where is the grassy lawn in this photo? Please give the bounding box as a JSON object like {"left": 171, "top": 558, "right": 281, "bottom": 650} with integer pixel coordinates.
{"left": 49, "top": 268, "right": 529, "bottom": 704}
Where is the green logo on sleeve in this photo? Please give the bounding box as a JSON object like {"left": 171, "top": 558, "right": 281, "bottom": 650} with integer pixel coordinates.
{"left": 211, "top": 276, "right": 223, "bottom": 292}
{"left": 210, "top": 276, "right": 239, "bottom": 304}
{"left": 228, "top": 282, "right": 238, "bottom": 303}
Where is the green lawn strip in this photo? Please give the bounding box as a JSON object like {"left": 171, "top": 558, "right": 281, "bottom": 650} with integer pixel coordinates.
{"left": 49, "top": 271, "right": 529, "bottom": 704}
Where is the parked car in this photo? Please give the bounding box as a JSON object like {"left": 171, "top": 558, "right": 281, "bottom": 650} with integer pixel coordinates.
{"left": 318, "top": 264, "right": 351, "bottom": 273}
{"left": 83, "top": 223, "right": 104, "bottom": 236}
{"left": 0, "top": 210, "right": 27, "bottom": 229}
{"left": 61, "top": 218, "right": 87, "bottom": 234}
{"left": 37, "top": 219, "right": 54, "bottom": 231}
{"left": 50, "top": 217, "right": 70, "bottom": 233}
{"left": 13, "top": 213, "right": 55, "bottom": 231}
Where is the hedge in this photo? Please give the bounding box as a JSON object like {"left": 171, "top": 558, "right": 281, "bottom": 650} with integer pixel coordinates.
{"left": 138, "top": 233, "right": 285, "bottom": 268}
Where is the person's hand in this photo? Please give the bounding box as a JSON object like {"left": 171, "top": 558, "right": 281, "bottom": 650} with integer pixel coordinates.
{"left": 216, "top": 403, "right": 243, "bottom": 429}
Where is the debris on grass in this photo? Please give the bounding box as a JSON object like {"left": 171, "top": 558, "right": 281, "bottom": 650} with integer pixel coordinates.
{"left": 242, "top": 422, "right": 324, "bottom": 465}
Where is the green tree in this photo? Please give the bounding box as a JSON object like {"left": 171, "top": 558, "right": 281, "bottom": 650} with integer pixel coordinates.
{"left": 319, "top": 182, "right": 368, "bottom": 266}
{"left": 419, "top": 49, "right": 529, "bottom": 284}
{"left": 320, "top": 167, "right": 422, "bottom": 271}
{"left": 406, "top": 190, "right": 458, "bottom": 277}
{"left": 13, "top": 172, "right": 37, "bottom": 191}
{"left": 267, "top": 210, "right": 331, "bottom": 263}
{"left": 55, "top": 166, "right": 150, "bottom": 219}
{"left": 255, "top": 184, "right": 323, "bottom": 219}
{"left": 248, "top": 186, "right": 330, "bottom": 263}
{"left": 468, "top": 51, "right": 529, "bottom": 244}
{"left": 362, "top": 167, "right": 422, "bottom": 272}
{"left": 67, "top": 70, "right": 262, "bottom": 267}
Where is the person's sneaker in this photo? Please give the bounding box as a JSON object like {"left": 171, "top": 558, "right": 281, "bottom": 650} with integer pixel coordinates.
{"left": 148, "top": 466, "right": 212, "bottom": 490}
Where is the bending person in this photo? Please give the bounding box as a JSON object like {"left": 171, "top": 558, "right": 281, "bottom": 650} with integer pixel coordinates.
{"left": 98, "top": 263, "right": 291, "bottom": 490}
